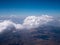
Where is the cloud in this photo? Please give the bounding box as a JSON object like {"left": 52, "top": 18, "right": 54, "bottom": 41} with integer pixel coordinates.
{"left": 15, "top": 24, "right": 24, "bottom": 30}
{"left": 0, "top": 15, "right": 60, "bottom": 45}
{"left": 0, "top": 15, "right": 58, "bottom": 32}
{"left": 0, "top": 20, "right": 23, "bottom": 32}
{"left": 23, "top": 15, "right": 54, "bottom": 28}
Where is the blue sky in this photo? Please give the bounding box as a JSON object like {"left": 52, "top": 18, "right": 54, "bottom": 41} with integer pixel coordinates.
{"left": 0, "top": 0, "right": 60, "bottom": 16}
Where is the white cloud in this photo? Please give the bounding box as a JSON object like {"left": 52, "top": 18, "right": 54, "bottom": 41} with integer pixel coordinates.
{"left": 23, "top": 15, "right": 54, "bottom": 28}
{"left": 0, "top": 20, "right": 23, "bottom": 32}
{"left": 0, "top": 15, "right": 54, "bottom": 32}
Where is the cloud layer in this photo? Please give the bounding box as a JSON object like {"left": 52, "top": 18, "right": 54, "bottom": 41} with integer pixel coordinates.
{"left": 0, "top": 15, "right": 59, "bottom": 32}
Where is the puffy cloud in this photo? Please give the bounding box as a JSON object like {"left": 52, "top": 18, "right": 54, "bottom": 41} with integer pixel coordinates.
{"left": 23, "top": 15, "right": 54, "bottom": 28}
{"left": 0, "top": 20, "right": 14, "bottom": 32}
{"left": 0, "top": 15, "right": 57, "bottom": 32}
{"left": 0, "top": 20, "right": 23, "bottom": 32}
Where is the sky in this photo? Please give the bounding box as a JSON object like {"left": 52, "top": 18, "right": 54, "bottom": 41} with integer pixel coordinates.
{"left": 0, "top": 0, "right": 60, "bottom": 16}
